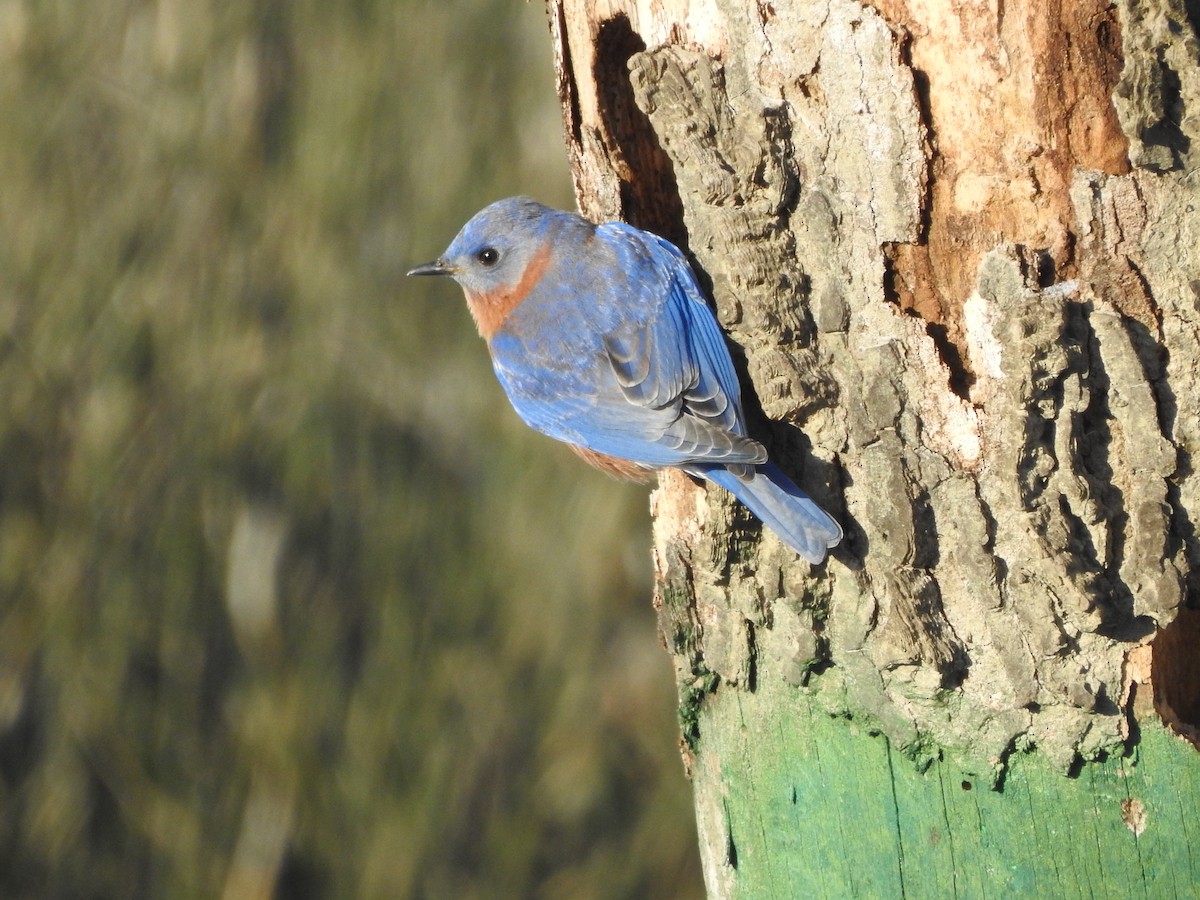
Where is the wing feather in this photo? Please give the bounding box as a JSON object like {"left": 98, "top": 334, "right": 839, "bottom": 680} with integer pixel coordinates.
{"left": 597, "top": 225, "right": 763, "bottom": 465}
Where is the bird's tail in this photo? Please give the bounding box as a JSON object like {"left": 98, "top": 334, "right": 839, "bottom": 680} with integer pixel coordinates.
{"left": 699, "top": 461, "right": 842, "bottom": 564}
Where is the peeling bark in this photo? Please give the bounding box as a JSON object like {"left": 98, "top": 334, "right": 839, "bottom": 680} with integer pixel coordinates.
{"left": 548, "top": 0, "right": 1199, "bottom": 890}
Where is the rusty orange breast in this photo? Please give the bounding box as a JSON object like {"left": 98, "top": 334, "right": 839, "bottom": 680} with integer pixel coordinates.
{"left": 569, "top": 444, "right": 655, "bottom": 482}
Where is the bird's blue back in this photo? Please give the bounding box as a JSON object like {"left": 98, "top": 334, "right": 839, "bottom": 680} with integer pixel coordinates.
{"left": 490, "top": 215, "right": 760, "bottom": 470}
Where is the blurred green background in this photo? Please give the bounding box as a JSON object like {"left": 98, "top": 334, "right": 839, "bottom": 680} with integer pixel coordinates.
{"left": 0, "top": 1, "right": 702, "bottom": 896}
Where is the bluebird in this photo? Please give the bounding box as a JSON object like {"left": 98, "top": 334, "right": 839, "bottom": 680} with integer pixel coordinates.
{"left": 408, "top": 197, "right": 842, "bottom": 564}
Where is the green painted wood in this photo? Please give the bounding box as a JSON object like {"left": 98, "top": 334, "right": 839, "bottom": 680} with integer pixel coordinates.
{"left": 692, "top": 682, "right": 1200, "bottom": 899}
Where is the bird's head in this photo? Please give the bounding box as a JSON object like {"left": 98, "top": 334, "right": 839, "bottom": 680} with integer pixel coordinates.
{"left": 408, "top": 196, "right": 555, "bottom": 298}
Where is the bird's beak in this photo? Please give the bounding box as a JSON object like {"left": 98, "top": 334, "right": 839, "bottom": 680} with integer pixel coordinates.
{"left": 407, "top": 259, "right": 455, "bottom": 277}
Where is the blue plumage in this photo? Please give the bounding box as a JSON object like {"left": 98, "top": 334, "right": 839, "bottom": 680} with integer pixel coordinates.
{"left": 408, "top": 197, "right": 842, "bottom": 564}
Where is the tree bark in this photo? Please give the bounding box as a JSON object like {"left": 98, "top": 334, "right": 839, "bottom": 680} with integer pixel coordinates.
{"left": 548, "top": 0, "right": 1200, "bottom": 894}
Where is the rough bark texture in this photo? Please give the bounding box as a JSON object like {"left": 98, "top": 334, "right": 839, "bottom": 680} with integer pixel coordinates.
{"left": 549, "top": 0, "right": 1199, "bottom": 892}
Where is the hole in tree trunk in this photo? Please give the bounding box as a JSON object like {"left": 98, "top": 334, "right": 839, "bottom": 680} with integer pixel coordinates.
{"left": 593, "top": 14, "right": 686, "bottom": 245}
{"left": 1150, "top": 605, "right": 1200, "bottom": 750}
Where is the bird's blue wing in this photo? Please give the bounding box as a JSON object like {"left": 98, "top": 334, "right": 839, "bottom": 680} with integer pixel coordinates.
{"left": 601, "top": 226, "right": 744, "bottom": 430}
{"left": 597, "top": 224, "right": 763, "bottom": 466}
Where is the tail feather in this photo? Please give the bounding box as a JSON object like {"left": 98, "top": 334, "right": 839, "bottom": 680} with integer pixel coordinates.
{"left": 698, "top": 461, "right": 842, "bottom": 564}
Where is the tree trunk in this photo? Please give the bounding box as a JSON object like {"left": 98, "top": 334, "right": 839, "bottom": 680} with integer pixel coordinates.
{"left": 547, "top": 0, "right": 1200, "bottom": 894}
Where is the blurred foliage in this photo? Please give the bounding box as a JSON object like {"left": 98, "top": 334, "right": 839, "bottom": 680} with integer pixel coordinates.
{"left": 0, "top": 0, "right": 702, "bottom": 896}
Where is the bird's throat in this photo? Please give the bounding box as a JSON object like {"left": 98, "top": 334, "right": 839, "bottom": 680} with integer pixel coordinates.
{"left": 465, "top": 242, "right": 553, "bottom": 341}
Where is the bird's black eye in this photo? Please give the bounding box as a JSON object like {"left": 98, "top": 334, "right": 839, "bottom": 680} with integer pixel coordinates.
{"left": 476, "top": 247, "right": 499, "bottom": 266}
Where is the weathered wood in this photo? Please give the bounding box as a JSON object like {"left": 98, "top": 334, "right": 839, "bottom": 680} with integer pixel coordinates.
{"left": 694, "top": 680, "right": 1200, "bottom": 898}
{"left": 548, "top": 0, "right": 1200, "bottom": 894}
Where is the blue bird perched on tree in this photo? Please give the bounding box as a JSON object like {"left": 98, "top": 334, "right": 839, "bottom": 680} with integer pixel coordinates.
{"left": 408, "top": 197, "right": 842, "bottom": 564}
